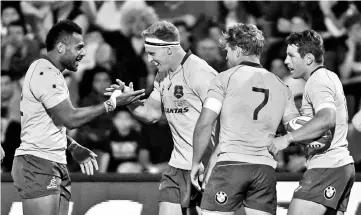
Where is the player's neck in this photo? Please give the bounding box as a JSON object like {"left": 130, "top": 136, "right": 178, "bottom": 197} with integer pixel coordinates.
{"left": 169, "top": 49, "right": 187, "bottom": 73}
{"left": 46, "top": 52, "right": 65, "bottom": 72}
{"left": 304, "top": 63, "right": 324, "bottom": 81}
{"left": 239, "top": 56, "right": 260, "bottom": 65}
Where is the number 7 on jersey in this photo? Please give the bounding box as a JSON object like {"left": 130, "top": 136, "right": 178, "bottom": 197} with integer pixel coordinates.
{"left": 252, "top": 87, "right": 269, "bottom": 120}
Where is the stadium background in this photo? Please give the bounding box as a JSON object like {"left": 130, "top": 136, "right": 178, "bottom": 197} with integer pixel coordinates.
{"left": 1, "top": 1, "right": 361, "bottom": 214}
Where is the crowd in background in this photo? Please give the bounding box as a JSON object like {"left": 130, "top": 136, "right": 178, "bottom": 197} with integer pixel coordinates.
{"left": 1, "top": 0, "right": 361, "bottom": 174}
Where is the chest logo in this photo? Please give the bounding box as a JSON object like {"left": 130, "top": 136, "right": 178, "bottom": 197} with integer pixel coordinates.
{"left": 174, "top": 85, "right": 184, "bottom": 99}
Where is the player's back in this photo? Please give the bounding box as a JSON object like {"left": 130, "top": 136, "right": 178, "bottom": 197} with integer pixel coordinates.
{"left": 301, "top": 68, "right": 354, "bottom": 168}
{"left": 216, "top": 63, "right": 290, "bottom": 168}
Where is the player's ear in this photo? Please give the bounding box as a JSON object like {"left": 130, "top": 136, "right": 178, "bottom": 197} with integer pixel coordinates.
{"left": 57, "top": 42, "right": 66, "bottom": 54}
{"left": 305, "top": 53, "right": 314, "bottom": 65}
{"left": 167, "top": 47, "right": 172, "bottom": 55}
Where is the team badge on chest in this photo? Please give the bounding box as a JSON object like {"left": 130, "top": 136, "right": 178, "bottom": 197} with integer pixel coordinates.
{"left": 174, "top": 85, "right": 184, "bottom": 99}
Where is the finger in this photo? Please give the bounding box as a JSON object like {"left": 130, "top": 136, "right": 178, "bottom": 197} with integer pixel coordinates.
{"left": 84, "top": 162, "right": 91, "bottom": 175}
{"left": 198, "top": 173, "right": 204, "bottom": 183}
{"left": 80, "top": 163, "right": 85, "bottom": 174}
{"left": 90, "top": 151, "right": 98, "bottom": 158}
{"left": 191, "top": 177, "right": 201, "bottom": 191}
{"left": 104, "top": 92, "right": 112, "bottom": 96}
{"left": 130, "top": 93, "right": 146, "bottom": 103}
{"left": 91, "top": 158, "right": 99, "bottom": 171}
{"left": 110, "top": 84, "right": 120, "bottom": 89}
{"left": 88, "top": 160, "right": 94, "bottom": 175}
{"left": 128, "top": 89, "right": 145, "bottom": 96}
{"left": 129, "top": 82, "right": 134, "bottom": 89}
{"left": 105, "top": 87, "right": 116, "bottom": 91}
{"left": 116, "top": 79, "right": 125, "bottom": 88}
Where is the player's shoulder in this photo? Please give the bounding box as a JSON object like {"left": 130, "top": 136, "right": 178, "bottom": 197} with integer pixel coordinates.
{"left": 186, "top": 54, "right": 218, "bottom": 76}
{"left": 307, "top": 67, "right": 338, "bottom": 86}
{"left": 30, "top": 59, "right": 63, "bottom": 85}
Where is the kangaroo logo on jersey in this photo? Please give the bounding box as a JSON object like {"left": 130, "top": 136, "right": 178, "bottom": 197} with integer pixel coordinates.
{"left": 215, "top": 191, "right": 228, "bottom": 205}
{"left": 174, "top": 85, "right": 184, "bottom": 99}
{"left": 324, "top": 186, "right": 336, "bottom": 200}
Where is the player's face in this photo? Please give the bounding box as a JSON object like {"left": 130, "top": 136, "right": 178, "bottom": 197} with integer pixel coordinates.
{"left": 284, "top": 44, "right": 308, "bottom": 80}
{"left": 145, "top": 46, "right": 170, "bottom": 72}
{"left": 62, "top": 33, "right": 85, "bottom": 72}
{"left": 225, "top": 44, "right": 238, "bottom": 68}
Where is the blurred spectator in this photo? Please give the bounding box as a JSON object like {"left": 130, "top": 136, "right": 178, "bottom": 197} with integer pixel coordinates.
{"left": 1, "top": 71, "right": 21, "bottom": 172}
{"left": 78, "top": 41, "right": 116, "bottom": 99}
{"left": 90, "top": 2, "right": 158, "bottom": 91}
{"left": 1, "top": 2, "right": 24, "bottom": 37}
{"left": 108, "top": 109, "right": 143, "bottom": 173}
{"left": 1, "top": 20, "right": 41, "bottom": 79}
{"left": 338, "top": 13, "right": 361, "bottom": 119}
{"left": 194, "top": 37, "right": 227, "bottom": 72}
{"left": 218, "top": 0, "right": 261, "bottom": 30}
{"left": 140, "top": 114, "right": 174, "bottom": 174}
{"left": 20, "top": 1, "right": 92, "bottom": 45}
{"left": 74, "top": 68, "right": 114, "bottom": 173}
{"left": 173, "top": 20, "right": 192, "bottom": 52}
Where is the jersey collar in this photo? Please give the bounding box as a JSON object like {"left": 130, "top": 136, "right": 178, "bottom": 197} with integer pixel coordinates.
{"left": 239, "top": 61, "right": 263, "bottom": 68}
{"left": 310, "top": 65, "right": 326, "bottom": 77}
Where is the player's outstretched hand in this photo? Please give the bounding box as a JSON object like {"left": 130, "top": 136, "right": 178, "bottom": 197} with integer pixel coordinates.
{"left": 69, "top": 142, "right": 99, "bottom": 175}
{"left": 104, "top": 79, "right": 132, "bottom": 96}
{"left": 268, "top": 135, "right": 291, "bottom": 157}
{"left": 190, "top": 162, "right": 204, "bottom": 191}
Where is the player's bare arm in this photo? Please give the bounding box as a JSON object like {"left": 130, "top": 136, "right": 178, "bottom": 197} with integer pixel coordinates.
{"left": 105, "top": 79, "right": 163, "bottom": 124}
{"left": 191, "top": 98, "right": 220, "bottom": 191}
{"left": 269, "top": 108, "right": 336, "bottom": 156}
{"left": 48, "top": 89, "right": 145, "bottom": 129}
{"left": 201, "top": 142, "right": 221, "bottom": 191}
{"left": 66, "top": 135, "right": 98, "bottom": 175}
{"left": 127, "top": 97, "right": 163, "bottom": 124}
{"left": 291, "top": 108, "right": 336, "bottom": 143}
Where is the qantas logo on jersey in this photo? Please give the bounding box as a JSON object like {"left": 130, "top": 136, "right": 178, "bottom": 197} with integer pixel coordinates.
{"left": 164, "top": 107, "right": 189, "bottom": 113}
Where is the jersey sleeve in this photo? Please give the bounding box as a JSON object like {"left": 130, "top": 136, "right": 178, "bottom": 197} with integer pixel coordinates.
{"left": 307, "top": 79, "right": 336, "bottom": 113}
{"left": 189, "top": 66, "right": 217, "bottom": 102}
{"left": 207, "top": 73, "right": 227, "bottom": 104}
{"left": 149, "top": 72, "right": 162, "bottom": 102}
{"left": 283, "top": 87, "right": 300, "bottom": 120}
{"left": 31, "top": 68, "right": 69, "bottom": 109}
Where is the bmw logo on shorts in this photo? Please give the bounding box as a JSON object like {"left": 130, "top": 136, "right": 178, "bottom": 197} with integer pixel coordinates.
{"left": 324, "top": 186, "right": 336, "bottom": 200}
{"left": 215, "top": 191, "right": 228, "bottom": 204}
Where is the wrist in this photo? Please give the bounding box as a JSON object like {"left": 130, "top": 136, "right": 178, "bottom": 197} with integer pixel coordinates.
{"left": 104, "top": 99, "right": 116, "bottom": 113}
{"left": 285, "top": 132, "right": 294, "bottom": 144}
{"left": 67, "top": 141, "right": 79, "bottom": 152}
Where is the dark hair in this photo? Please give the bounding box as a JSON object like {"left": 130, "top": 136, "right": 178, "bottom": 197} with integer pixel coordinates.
{"left": 285, "top": 30, "right": 324, "bottom": 63}
{"left": 221, "top": 23, "right": 265, "bottom": 56}
{"left": 142, "top": 20, "right": 180, "bottom": 42}
{"left": 8, "top": 20, "right": 27, "bottom": 34}
{"left": 45, "top": 19, "right": 82, "bottom": 51}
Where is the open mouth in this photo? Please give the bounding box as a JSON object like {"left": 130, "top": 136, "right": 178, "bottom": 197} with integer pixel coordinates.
{"left": 153, "top": 61, "right": 160, "bottom": 66}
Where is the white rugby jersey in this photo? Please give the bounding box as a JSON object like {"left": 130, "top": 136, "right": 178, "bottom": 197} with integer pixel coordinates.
{"left": 149, "top": 53, "right": 218, "bottom": 170}
{"left": 300, "top": 66, "right": 354, "bottom": 169}
{"left": 15, "top": 58, "right": 69, "bottom": 164}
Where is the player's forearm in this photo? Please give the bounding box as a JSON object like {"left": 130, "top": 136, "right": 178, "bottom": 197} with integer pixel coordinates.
{"left": 192, "top": 121, "right": 213, "bottom": 164}
{"left": 67, "top": 103, "right": 106, "bottom": 129}
{"left": 291, "top": 112, "right": 335, "bottom": 143}
{"left": 127, "top": 100, "right": 159, "bottom": 124}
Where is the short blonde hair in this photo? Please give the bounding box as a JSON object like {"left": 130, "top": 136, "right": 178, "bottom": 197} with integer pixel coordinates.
{"left": 142, "top": 20, "right": 180, "bottom": 42}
